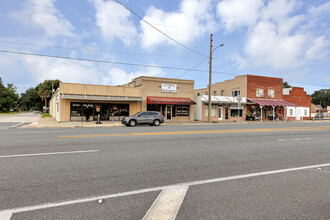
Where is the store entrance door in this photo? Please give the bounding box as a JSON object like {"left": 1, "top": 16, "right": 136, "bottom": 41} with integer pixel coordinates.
{"left": 166, "top": 105, "right": 172, "bottom": 121}
{"left": 225, "top": 106, "right": 229, "bottom": 119}
{"left": 218, "top": 106, "right": 223, "bottom": 120}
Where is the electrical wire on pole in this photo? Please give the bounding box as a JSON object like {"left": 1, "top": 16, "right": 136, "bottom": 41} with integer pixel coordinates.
{"left": 114, "top": 0, "right": 207, "bottom": 57}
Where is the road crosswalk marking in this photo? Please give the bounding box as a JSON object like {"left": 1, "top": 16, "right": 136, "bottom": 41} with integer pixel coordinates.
{"left": 142, "top": 186, "right": 188, "bottom": 220}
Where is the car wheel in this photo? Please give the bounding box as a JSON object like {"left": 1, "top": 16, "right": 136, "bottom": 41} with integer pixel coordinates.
{"left": 154, "top": 119, "right": 160, "bottom": 126}
{"left": 129, "top": 120, "right": 136, "bottom": 127}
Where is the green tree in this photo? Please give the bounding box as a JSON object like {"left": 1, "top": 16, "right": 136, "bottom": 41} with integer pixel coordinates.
{"left": 37, "top": 79, "right": 60, "bottom": 110}
{"left": 311, "top": 89, "right": 330, "bottom": 107}
{"left": 18, "top": 87, "right": 43, "bottom": 111}
{"left": 283, "top": 81, "right": 291, "bottom": 88}
{"left": 0, "top": 78, "right": 19, "bottom": 112}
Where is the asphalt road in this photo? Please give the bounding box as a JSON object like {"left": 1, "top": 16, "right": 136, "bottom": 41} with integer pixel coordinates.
{"left": 0, "top": 122, "right": 329, "bottom": 219}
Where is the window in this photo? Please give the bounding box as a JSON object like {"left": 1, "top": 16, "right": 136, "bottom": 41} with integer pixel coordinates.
{"left": 304, "top": 108, "right": 309, "bottom": 116}
{"left": 176, "top": 105, "right": 189, "bottom": 116}
{"left": 268, "top": 89, "right": 275, "bottom": 98}
{"left": 205, "top": 104, "right": 217, "bottom": 117}
{"left": 205, "top": 91, "right": 208, "bottom": 95}
{"left": 232, "top": 90, "right": 240, "bottom": 97}
{"left": 221, "top": 90, "right": 225, "bottom": 96}
{"left": 230, "top": 105, "right": 243, "bottom": 117}
{"left": 289, "top": 109, "right": 293, "bottom": 116}
{"left": 256, "top": 88, "right": 264, "bottom": 97}
{"left": 213, "top": 91, "right": 217, "bottom": 95}
{"left": 197, "top": 93, "right": 200, "bottom": 96}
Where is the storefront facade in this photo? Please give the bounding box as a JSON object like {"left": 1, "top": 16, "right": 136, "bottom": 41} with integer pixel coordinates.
{"left": 194, "top": 75, "right": 311, "bottom": 121}
{"left": 50, "top": 77, "right": 196, "bottom": 122}
{"left": 194, "top": 95, "right": 247, "bottom": 121}
{"left": 124, "top": 76, "right": 196, "bottom": 121}
{"left": 50, "top": 83, "right": 143, "bottom": 122}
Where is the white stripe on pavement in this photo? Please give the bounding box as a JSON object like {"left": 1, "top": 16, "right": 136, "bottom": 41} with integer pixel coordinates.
{"left": 0, "top": 212, "right": 12, "bottom": 220}
{"left": 0, "top": 162, "right": 329, "bottom": 215}
{"left": 11, "top": 122, "right": 24, "bottom": 128}
{"left": 0, "top": 150, "right": 100, "bottom": 158}
{"left": 142, "top": 186, "right": 188, "bottom": 220}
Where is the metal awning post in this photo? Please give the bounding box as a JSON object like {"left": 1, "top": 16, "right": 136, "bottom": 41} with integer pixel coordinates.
{"left": 284, "top": 106, "right": 287, "bottom": 121}
{"left": 260, "top": 105, "right": 263, "bottom": 122}
{"left": 273, "top": 106, "right": 275, "bottom": 122}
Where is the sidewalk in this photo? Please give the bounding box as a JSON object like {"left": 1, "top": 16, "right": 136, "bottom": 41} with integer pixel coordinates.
{"left": 22, "top": 116, "right": 329, "bottom": 128}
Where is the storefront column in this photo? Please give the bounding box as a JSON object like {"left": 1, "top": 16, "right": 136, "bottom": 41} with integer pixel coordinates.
{"left": 273, "top": 106, "right": 275, "bottom": 122}
{"left": 260, "top": 105, "right": 263, "bottom": 122}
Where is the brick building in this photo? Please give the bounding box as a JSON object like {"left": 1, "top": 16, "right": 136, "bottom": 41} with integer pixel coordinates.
{"left": 283, "top": 87, "right": 311, "bottom": 120}
{"left": 194, "top": 75, "right": 310, "bottom": 121}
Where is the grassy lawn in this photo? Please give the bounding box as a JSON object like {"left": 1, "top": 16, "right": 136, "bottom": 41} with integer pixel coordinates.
{"left": 0, "top": 111, "right": 30, "bottom": 115}
{"left": 40, "top": 113, "right": 51, "bottom": 118}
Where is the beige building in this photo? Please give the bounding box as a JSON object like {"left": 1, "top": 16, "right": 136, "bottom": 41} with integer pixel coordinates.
{"left": 50, "top": 76, "right": 195, "bottom": 122}
{"left": 123, "top": 76, "right": 196, "bottom": 121}
{"left": 195, "top": 75, "right": 247, "bottom": 97}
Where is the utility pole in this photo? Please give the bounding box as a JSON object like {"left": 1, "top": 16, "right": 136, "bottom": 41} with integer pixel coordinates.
{"left": 208, "top": 34, "right": 213, "bottom": 123}
{"left": 208, "top": 34, "right": 224, "bottom": 123}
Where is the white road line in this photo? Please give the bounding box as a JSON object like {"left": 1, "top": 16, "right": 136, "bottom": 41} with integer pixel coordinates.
{"left": 276, "top": 139, "right": 285, "bottom": 141}
{"left": 0, "top": 162, "right": 329, "bottom": 215}
{"left": 142, "top": 186, "right": 188, "bottom": 220}
{"left": 291, "top": 138, "right": 301, "bottom": 141}
{"left": 19, "top": 130, "right": 75, "bottom": 134}
{"left": 0, "top": 212, "right": 12, "bottom": 220}
{"left": 0, "top": 150, "right": 100, "bottom": 158}
{"left": 11, "top": 122, "right": 24, "bottom": 128}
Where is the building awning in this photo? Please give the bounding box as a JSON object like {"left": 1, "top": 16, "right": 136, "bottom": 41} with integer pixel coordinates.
{"left": 200, "top": 95, "right": 247, "bottom": 104}
{"left": 147, "top": 97, "right": 196, "bottom": 105}
{"left": 248, "top": 98, "right": 298, "bottom": 107}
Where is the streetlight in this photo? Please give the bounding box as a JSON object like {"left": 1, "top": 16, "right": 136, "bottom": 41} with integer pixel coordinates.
{"left": 208, "top": 34, "right": 224, "bottom": 123}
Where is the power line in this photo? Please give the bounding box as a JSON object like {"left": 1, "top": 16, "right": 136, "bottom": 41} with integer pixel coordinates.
{"left": 0, "top": 49, "right": 212, "bottom": 73}
{"left": 0, "top": 40, "right": 199, "bottom": 58}
{"left": 114, "top": 0, "right": 207, "bottom": 57}
{"left": 1, "top": 1, "right": 202, "bottom": 33}
{"left": 176, "top": 57, "right": 208, "bottom": 79}
{"left": 0, "top": 49, "right": 328, "bottom": 88}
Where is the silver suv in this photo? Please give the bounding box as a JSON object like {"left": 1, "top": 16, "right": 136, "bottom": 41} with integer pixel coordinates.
{"left": 122, "top": 111, "right": 164, "bottom": 127}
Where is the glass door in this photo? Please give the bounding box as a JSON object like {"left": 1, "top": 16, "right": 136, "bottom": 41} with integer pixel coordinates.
{"left": 225, "top": 106, "right": 229, "bottom": 119}
{"left": 166, "top": 105, "right": 172, "bottom": 121}
{"left": 218, "top": 106, "right": 223, "bottom": 120}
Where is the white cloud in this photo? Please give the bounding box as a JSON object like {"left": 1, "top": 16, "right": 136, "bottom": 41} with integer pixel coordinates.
{"left": 12, "top": 0, "right": 74, "bottom": 38}
{"left": 22, "top": 55, "right": 100, "bottom": 84}
{"left": 91, "top": 0, "right": 137, "bottom": 46}
{"left": 102, "top": 66, "right": 165, "bottom": 85}
{"left": 217, "top": 0, "right": 329, "bottom": 69}
{"left": 305, "top": 36, "right": 329, "bottom": 60}
{"left": 243, "top": 20, "right": 306, "bottom": 69}
{"left": 216, "top": 0, "right": 263, "bottom": 32}
{"left": 139, "top": 0, "right": 216, "bottom": 50}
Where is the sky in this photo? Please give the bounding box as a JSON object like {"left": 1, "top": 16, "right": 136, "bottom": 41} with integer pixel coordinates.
{"left": 0, "top": 0, "right": 329, "bottom": 95}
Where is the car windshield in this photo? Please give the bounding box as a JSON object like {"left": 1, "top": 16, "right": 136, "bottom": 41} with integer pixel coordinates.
{"left": 132, "top": 112, "right": 141, "bottom": 116}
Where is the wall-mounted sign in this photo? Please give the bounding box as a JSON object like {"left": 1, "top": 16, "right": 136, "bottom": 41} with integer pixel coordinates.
{"left": 95, "top": 105, "right": 101, "bottom": 112}
{"left": 161, "top": 84, "right": 177, "bottom": 93}
{"left": 113, "top": 106, "right": 117, "bottom": 110}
